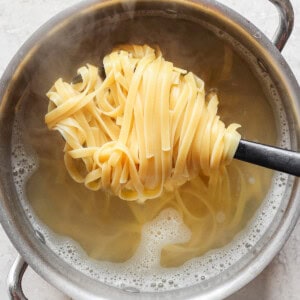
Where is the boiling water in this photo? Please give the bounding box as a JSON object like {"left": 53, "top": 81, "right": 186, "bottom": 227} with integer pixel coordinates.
{"left": 11, "top": 16, "right": 290, "bottom": 292}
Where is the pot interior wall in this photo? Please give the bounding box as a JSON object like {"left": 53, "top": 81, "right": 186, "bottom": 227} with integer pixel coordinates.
{"left": 0, "top": 1, "right": 297, "bottom": 299}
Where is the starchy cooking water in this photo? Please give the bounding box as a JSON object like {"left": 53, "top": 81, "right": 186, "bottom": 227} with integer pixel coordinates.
{"left": 11, "top": 15, "right": 290, "bottom": 292}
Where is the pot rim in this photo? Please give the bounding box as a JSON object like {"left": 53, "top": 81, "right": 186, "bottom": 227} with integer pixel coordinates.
{"left": 0, "top": 0, "right": 300, "bottom": 299}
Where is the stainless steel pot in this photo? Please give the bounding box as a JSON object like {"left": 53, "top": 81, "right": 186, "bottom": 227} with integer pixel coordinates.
{"left": 0, "top": 0, "right": 299, "bottom": 299}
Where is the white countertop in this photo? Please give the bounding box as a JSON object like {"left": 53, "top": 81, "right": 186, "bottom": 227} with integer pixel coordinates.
{"left": 0, "top": 0, "right": 299, "bottom": 299}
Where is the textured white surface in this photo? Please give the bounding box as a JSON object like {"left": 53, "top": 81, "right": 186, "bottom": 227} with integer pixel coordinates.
{"left": 0, "top": 0, "right": 299, "bottom": 299}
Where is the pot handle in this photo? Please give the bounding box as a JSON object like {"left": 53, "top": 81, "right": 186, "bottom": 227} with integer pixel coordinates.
{"left": 268, "top": 0, "right": 294, "bottom": 51}
{"left": 7, "top": 255, "right": 28, "bottom": 300}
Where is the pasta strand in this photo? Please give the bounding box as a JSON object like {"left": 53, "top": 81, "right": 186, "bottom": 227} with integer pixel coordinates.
{"left": 45, "top": 45, "right": 241, "bottom": 202}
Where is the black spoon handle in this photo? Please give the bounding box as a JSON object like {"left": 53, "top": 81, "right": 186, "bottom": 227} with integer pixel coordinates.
{"left": 234, "top": 139, "right": 300, "bottom": 176}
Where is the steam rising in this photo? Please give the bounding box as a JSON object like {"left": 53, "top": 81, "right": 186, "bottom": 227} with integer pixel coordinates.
{"left": 9, "top": 1, "right": 292, "bottom": 294}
